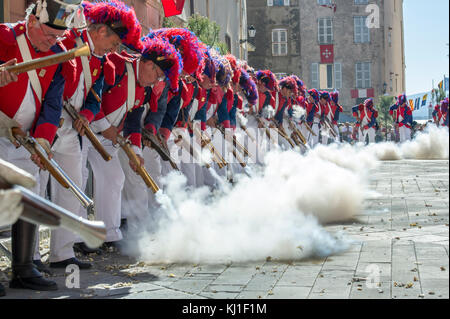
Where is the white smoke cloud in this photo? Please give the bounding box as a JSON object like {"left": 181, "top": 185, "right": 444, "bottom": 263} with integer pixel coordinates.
{"left": 127, "top": 147, "right": 367, "bottom": 264}
{"left": 122, "top": 126, "right": 448, "bottom": 264}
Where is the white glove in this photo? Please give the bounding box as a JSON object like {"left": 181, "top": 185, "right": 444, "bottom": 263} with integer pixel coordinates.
{"left": 0, "top": 189, "right": 23, "bottom": 227}
{"left": 261, "top": 105, "right": 275, "bottom": 119}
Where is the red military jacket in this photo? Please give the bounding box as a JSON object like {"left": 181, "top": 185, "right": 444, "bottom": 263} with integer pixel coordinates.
{"left": 0, "top": 21, "right": 75, "bottom": 143}
{"left": 94, "top": 52, "right": 147, "bottom": 147}
{"left": 61, "top": 28, "right": 115, "bottom": 122}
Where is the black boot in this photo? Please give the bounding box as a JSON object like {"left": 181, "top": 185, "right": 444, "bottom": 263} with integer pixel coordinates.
{"left": 9, "top": 220, "right": 58, "bottom": 291}
{"left": 0, "top": 282, "right": 5, "bottom": 297}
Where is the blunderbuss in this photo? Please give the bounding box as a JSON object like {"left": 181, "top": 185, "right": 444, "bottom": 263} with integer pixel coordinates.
{"left": 287, "top": 118, "right": 309, "bottom": 148}
{"left": 270, "top": 119, "right": 296, "bottom": 149}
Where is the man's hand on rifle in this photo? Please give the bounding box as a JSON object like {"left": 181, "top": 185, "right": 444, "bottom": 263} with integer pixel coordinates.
{"left": 0, "top": 59, "right": 18, "bottom": 87}
{"left": 129, "top": 154, "right": 144, "bottom": 174}
{"left": 102, "top": 125, "right": 119, "bottom": 145}
{"left": 206, "top": 117, "right": 217, "bottom": 129}
{"left": 31, "top": 138, "right": 53, "bottom": 170}
{"left": 73, "top": 115, "right": 89, "bottom": 136}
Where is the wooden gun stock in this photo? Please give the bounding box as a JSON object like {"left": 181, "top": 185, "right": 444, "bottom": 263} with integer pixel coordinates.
{"left": 63, "top": 103, "right": 112, "bottom": 162}
{"left": 117, "top": 135, "right": 159, "bottom": 193}
{"left": 2, "top": 44, "right": 90, "bottom": 75}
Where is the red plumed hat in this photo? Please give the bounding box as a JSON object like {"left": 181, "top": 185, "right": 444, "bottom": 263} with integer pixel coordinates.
{"left": 150, "top": 28, "right": 205, "bottom": 79}
{"left": 256, "top": 70, "right": 277, "bottom": 91}
{"left": 225, "top": 54, "right": 241, "bottom": 84}
{"left": 82, "top": 0, "right": 142, "bottom": 51}
{"left": 279, "top": 76, "right": 298, "bottom": 96}
{"left": 140, "top": 34, "right": 183, "bottom": 92}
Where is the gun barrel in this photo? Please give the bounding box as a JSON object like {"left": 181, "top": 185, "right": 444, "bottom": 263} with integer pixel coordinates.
{"left": 3, "top": 44, "right": 90, "bottom": 75}
{"left": 0, "top": 177, "right": 106, "bottom": 249}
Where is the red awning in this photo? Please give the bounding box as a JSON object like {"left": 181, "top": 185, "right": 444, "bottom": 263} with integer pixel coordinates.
{"left": 161, "top": 0, "right": 185, "bottom": 17}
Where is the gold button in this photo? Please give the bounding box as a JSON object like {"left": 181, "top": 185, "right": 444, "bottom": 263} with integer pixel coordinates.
{"left": 108, "top": 90, "right": 111, "bottom": 94}
{"left": 19, "top": 26, "right": 24, "bottom": 30}
{"left": 118, "top": 84, "right": 121, "bottom": 87}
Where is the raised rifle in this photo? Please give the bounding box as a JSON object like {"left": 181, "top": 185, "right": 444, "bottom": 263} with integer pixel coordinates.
{"left": 11, "top": 127, "right": 95, "bottom": 215}
{"left": 116, "top": 135, "right": 159, "bottom": 194}
{"left": 1, "top": 44, "right": 90, "bottom": 75}
{"left": 63, "top": 102, "right": 112, "bottom": 162}
{"left": 142, "top": 129, "right": 179, "bottom": 170}
{"left": 0, "top": 176, "right": 106, "bottom": 249}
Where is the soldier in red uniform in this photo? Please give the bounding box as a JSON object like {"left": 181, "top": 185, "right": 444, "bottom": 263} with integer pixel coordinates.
{"left": 0, "top": 0, "right": 82, "bottom": 292}
{"left": 39, "top": 0, "right": 143, "bottom": 270}
{"left": 85, "top": 35, "right": 181, "bottom": 248}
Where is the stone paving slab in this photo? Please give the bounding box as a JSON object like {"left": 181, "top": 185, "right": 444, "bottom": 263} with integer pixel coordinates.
{"left": 0, "top": 160, "right": 448, "bottom": 299}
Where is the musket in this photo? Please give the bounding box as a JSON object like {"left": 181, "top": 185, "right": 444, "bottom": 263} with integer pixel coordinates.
{"left": 116, "top": 135, "right": 159, "bottom": 193}
{"left": 190, "top": 122, "right": 227, "bottom": 169}
{"left": 303, "top": 121, "right": 317, "bottom": 137}
{"left": 0, "top": 176, "right": 106, "bottom": 249}
{"left": 11, "top": 127, "right": 95, "bottom": 215}
{"left": 255, "top": 115, "right": 276, "bottom": 143}
{"left": 239, "top": 123, "right": 256, "bottom": 143}
{"left": 175, "top": 134, "right": 211, "bottom": 169}
{"left": 288, "top": 118, "right": 308, "bottom": 147}
{"left": 270, "top": 119, "right": 296, "bottom": 148}
{"left": 1, "top": 44, "right": 90, "bottom": 75}
{"left": 142, "top": 129, "right": 179, "bottom": 170}
{"left": 213, "top": 126, "right": 247, "bottom": 167}
{"left": 323, "top": 117, "right": 338, "bottom": 138}
{"left": 64, "top": 102, "right": 112, "bottom": 162}
{"left": 217, "top": 124, "right": 252, "bottom": 158}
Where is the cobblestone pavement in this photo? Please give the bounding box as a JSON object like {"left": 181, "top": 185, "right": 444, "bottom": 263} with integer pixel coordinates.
{"left": 1, "top": 160, "right": 448, "bottom": 299}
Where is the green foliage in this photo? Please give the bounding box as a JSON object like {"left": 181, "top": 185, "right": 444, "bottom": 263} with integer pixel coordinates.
{"left": 431, "top": 87, "right": 447, "bottom": 105}
{"left": 162, "top": 17, "right": 181, "bottom": 28}
{"left": 187, "top": 13, "right": 229, "bottom": 55}
{"left": 377, "top": 95, "right": 395, "bottom": 140}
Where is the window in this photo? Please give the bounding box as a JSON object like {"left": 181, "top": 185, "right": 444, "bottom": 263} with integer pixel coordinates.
{"left": 318, "top": 0, "right": 331, "bottom": 5}
{"left": 320, "top": 64, "right": 334, "bottom": 89}
{"left": 355, "top": 62, "right": 371, "bottom": 88}
{"left": 267, "top": 0, "right": 290, "bottom": 6}
{"left": 311, "top": 63, "right": 319, "bottom": 88}
{"left": 354, "top": 16, "right": 370, "bottom": 43}
{"left": 272, "top": 29, "right": 288, "bottom": 56}
{"left": 354, "top": 0, "right": 368, "bottom": 4}
{"left": 334, "top": 63, "right": 342, "bottom": 89}
{"left": 318, "top": 18, "right": 333, "bottom": 44}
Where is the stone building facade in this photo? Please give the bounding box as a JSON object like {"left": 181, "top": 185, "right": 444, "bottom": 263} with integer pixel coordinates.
{"left": 247, "top": 0, "right": 405, "bottom": 115}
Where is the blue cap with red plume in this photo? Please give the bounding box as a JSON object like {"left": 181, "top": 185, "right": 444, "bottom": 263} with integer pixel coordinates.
{"left": 82, "top": 0, "right": 142, "bottom": 51}
{"left": 330, "top": 91, "right": 339, "bottom": 104}
{"left": 149, "top": 28, "right": 205, "bottom": 79}
{"left": 397, "top": 93, "right": 407, "bottom": 105}
{"left": 256, "top": 70, "right": 277, "bottom": 91}
{"left": 239, "top": 68, "right": 258, "bottom": 105}
{"left": 308, "top": 88, "right": 320, "bottom": 102}
{"left": 140, "top": 34, "right": 183, "bottom": 92}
